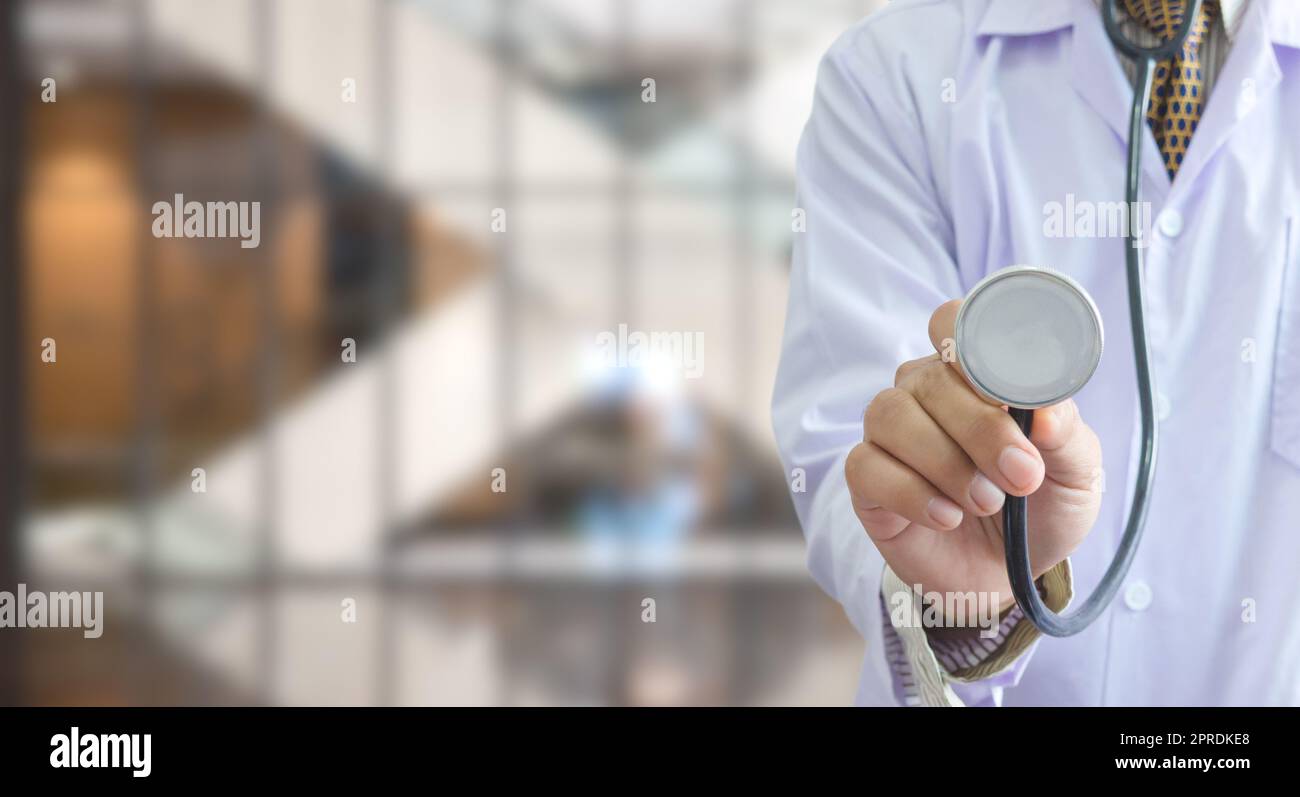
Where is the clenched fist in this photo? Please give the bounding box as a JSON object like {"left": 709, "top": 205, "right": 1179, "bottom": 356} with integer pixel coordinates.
{"left": 846, "top": 299, "right": 1103, "bottom": 613}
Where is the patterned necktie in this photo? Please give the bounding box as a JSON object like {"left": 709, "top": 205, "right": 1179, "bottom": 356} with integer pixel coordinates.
{"left": 1119, "top": 0, "right": 1218, "bottom": 180}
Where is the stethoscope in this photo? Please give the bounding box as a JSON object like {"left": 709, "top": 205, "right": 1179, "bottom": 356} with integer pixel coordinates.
{"left": 952, "top": 1, "right": 1204, "bottom": 636}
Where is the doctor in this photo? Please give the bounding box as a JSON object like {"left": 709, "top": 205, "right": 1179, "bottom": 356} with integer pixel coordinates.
{"left": 772, "top": 0, "right": 1300, "bottom": 706}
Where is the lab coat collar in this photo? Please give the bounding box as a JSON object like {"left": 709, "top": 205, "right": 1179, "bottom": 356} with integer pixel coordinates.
{"left": 975, "top": 0, "right": 1074, "bottom": 38}
{"left": 980, "top": 0, "right": 1288, "bottom": 196}
{"left": 1264, "top": 0, "right": 1300, "bottom": 48}
{"left": 1064, "top": 1, "right": 1173, "bottom": 196}
{"left": 978, "top": 0, "right": 1300, "bottom": 48}
{"left": 1171, "top": 0, "right": 1285, "bottom": 190}
{"left": 975, "top": 0, "right": 1172, "bottom": 194}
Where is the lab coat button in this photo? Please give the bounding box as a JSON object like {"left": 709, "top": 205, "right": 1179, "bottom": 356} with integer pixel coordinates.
{"left": 1124, "top": 580, "right": 1153, "bottom": 612}
{"left": 1158, "top": 209, "right": 1184, "bottom": 238}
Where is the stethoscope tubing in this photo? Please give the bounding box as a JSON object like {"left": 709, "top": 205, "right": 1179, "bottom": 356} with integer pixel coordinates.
{"left": 1103, "top": 0, "right": 1206, "bottom": 61}
{"left": 1000, "top": 3, "right": 1185, "bottom": 635}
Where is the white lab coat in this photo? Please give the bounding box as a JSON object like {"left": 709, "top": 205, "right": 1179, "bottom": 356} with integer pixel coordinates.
{"left": 772, "top": 0, "right": 1300, "bottom": 705}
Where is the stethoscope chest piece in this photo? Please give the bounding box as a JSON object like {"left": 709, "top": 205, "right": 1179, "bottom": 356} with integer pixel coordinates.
{"left": 955, "top": 266, "right": 1104, "bottom": 409}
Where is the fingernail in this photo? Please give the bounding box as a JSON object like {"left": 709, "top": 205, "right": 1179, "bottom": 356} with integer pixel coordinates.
{"left": 969, "top": 473, "right": 1005, "bottom": 513}
{"left": 998, "top": 446, "right": 1040, "bottom": 490}
{"left": 926, "top": 496, "right": 964, "bottom": 529}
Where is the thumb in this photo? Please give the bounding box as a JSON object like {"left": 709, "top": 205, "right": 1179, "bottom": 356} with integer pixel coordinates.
{"left": 1028, "top": 399, "right": 1103, "bottom": 492}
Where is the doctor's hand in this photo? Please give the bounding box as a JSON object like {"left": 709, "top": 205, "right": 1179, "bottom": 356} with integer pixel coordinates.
{"left": 845, "top": 299, "right": 1103, "bottom": 613}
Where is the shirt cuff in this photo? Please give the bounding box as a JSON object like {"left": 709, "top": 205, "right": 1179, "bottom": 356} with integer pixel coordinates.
{"left": 879, "top": 559, "right": 1074, "bottom": 706}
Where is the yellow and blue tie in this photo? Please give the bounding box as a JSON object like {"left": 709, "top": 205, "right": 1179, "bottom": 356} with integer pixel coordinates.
{"left": 1119, "top": 0, "right": 1218, "bottom": 180}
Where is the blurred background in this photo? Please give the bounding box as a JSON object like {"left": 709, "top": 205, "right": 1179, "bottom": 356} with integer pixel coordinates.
{"left": 0, "top": 0, "right": 883, "bottom": 706}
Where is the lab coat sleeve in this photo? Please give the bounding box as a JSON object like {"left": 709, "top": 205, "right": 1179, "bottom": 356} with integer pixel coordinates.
{"left": 772, "top": 30, "right": 977, "bottom": 704}
{"left": 882, "top": 560, "right": 1074, "bottom": 706}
